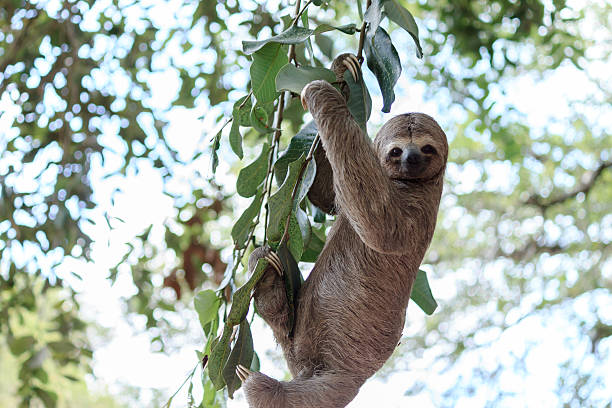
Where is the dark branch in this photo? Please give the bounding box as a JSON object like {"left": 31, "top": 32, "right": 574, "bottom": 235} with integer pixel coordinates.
{"left": 526, "top": 161, "right": 612, "bottom": 208}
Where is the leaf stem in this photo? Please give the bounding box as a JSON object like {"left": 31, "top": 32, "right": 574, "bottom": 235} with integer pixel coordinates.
{"left": 357, "top": 0, "right": 372, "bottom": 62}
{"left": 292, "top": 0, "right": 313, "bottom": 27}
{"left": 162, "top": 362, "right": 199, "bottom": 408}
{"left": 238, "top": 90, "right": 253, "bottom": 109}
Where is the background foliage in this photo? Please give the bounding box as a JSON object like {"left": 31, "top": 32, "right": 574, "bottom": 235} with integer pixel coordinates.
{"left": 1, "top": 0, "right": 610, "bottom": 407}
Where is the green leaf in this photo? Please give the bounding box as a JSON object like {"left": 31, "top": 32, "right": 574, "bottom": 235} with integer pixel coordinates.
{"left": 314, "top": 23, "right": 358, "bottom": 35}
{"left": 211, "top": 129, "right": 222, "bottom": 174}
{"left": 302, "top": 228, "right": 325, "bottom": 262}
{"left": 47, "top": 341, "right": 76, "bottom": 354}
{"left": 223, "top": 320, "right": 254, "bottom": 398}
{"left": 364, "top": 0, "right": 384, "bottom": 39}
{"left": 250, "top": 351, "right": 260, "bottom": 371}
{"left": 194, "top": 290, "right": 221, "bottom": 329}
{"left": 202, "top": 371, "right": 217, "bottom": 407}
{"left": 268, "top": 154, "right": 311, "bottom": 242}
{"left": 204, "top": 318, "right": 220, "bottom": 354}
{"left": 275, "top": 64, "right": 336, "bottom": 94}
{"left": 229, "top": 109, "right": 243, "bottom": 159}
{"left": 344, "top": 69, "right": 372, "bottom": 129}
{"left": 226, "top": 258, "right": 270, "bottom": 326}
{"left": 277, "top": 240, "right": 302, "bottom": 336}
{"left": 32, "top": 387, "right": 57, "bottom": 408}
{"left": 250, "top": 104, "right": 275, "bottom": 134}
{"left": 314, "top": 34, "right": 334, "bottom": 59}
{"left": 229, "top": 119, "right": 242, "bottom": 159}
{"left": 274, "top": 121, "right": 317, "bottom": 185}
{"left": 236, "top": 143, "right": 270, "bottom": 198}
{"left": 251, "top": 43, "right": 288, "bottom": 103}
{"left": 243, "top": 26, "right": 314, "bottom": 55}
{"left": 208, "top": 325, "right": 232, "bottom": 390}
{"left": 312, "top": 205, "right": 326, "bottom": 223}
{"left": 285, "top": 212, "right": 304, "bottom": 261}
{"left": 295, "top": 208, "right": 312, "bottom": 255}
{"left": 8, "top": 336, "right": 36, "bottom": 356}
{"left": 383, "top": 0, "right": 423, "bottom": 58}
{"left": 236, "top": 95, "right": 253, "bottom": 126}
{"left": 410, "top": 269, "right": 438, "bottom": 315}
{"left": 364, "top": 26, "right": 401, "bottom": 113}
{"left": 231, "top": 191, "right": 263, "bottom": 249}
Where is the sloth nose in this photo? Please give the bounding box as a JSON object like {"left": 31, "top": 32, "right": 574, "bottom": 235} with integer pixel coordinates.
{"left": 402, "top": 147, "right": 422, "bottom": 167}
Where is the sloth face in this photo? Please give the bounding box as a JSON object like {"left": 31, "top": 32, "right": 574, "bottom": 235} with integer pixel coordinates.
{"left": 375, "top": 113, "right": 448, "bottom": 182}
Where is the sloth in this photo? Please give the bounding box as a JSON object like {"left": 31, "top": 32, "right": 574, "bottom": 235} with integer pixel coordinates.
{"left": 236, "top": 54, "right": 448, "bottom": 408}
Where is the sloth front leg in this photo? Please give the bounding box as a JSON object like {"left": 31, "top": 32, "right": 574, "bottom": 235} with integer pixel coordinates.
{"left": 248, "top": 246, "right": 291, "bottom": 342}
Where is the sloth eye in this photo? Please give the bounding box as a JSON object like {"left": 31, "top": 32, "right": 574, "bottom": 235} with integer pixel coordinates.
{"left": 389, "top": 147, "right": 402, "bottom": 157}
{"left": 421, "top": 144, "right": 437, "bottom": 155}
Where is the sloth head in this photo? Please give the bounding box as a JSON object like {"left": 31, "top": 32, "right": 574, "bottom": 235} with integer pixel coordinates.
{"left": 374, "top": 113, "right": 448, "bottom": 183}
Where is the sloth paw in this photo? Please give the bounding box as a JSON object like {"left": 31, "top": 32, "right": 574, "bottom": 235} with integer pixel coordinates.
{"left": 236, "top": 364, "right": 253, "bottom": 382}
{"left": 341, "top": 54, "right": 361, "bottom": 82}
{"left": 264, "top": 251, "right": 283, "bottom": 277}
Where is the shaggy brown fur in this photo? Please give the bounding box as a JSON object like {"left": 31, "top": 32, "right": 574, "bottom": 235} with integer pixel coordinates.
{"left": 243, "top": 54, "right": 448, "bottom": 408}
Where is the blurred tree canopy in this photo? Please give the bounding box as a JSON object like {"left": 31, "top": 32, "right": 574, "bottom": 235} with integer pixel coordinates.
{"left": 1, "top": 0, "right": 610, "bottom": 407}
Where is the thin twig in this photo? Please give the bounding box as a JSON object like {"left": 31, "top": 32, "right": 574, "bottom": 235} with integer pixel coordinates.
{"left": 162, "top": 362, "right": 199, "bottom": 408}
{"left": 238, "top": 90, "right": 253, "bottom": 109}
{"left": 357, "top": 0, "right": 372, "bottom": 62}
{"left": 291, "top": 0, "right": 313, "bottom": 27}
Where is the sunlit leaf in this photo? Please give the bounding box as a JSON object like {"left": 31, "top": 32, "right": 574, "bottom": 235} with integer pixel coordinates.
{"left": 364, "top": 26, "right": 401, "bottom": 113}
{"left": 236, "top": 143, "right": 270, "bottom": 197}
{"left": 194, "top": 290, "right": 221, "bottom": 329}
{"left": 250, "top": 43, "right": 288, "bottom": 103}
{"left": 231, "top": 191, "right": 263, "bottom": 249}
{"left": 314, "top": 23, "right": 358, "bottom": 35}
{"left": 276, "top": 64, "right": 336, "bottom": 94}
{"left": 364, "top": 0, "right": 383, "bottom": 39}
{"left": 383, "top": 0, "right": 423, "bottom": 58}
{"left": 243, "top": 26, "right": 314, "bottom": 55}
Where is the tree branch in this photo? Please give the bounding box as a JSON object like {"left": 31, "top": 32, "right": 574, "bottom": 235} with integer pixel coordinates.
{"left": 526, "top": 161, "right": 612, "bottom": 208}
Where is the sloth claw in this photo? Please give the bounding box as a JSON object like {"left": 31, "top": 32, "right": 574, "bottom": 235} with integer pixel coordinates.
{"left": 236, "top": 364, "right": 252, "bottom": 382}
{"left": 342, "top": 54, "right": 361, "bottom": 82}
{"left": 265, "top": 252, "right": 283, "bottom": 277}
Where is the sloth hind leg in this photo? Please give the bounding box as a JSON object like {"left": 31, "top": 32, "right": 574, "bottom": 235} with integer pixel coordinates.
{"left": 242, "top": 370, "right": 361, "bottom": 408}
